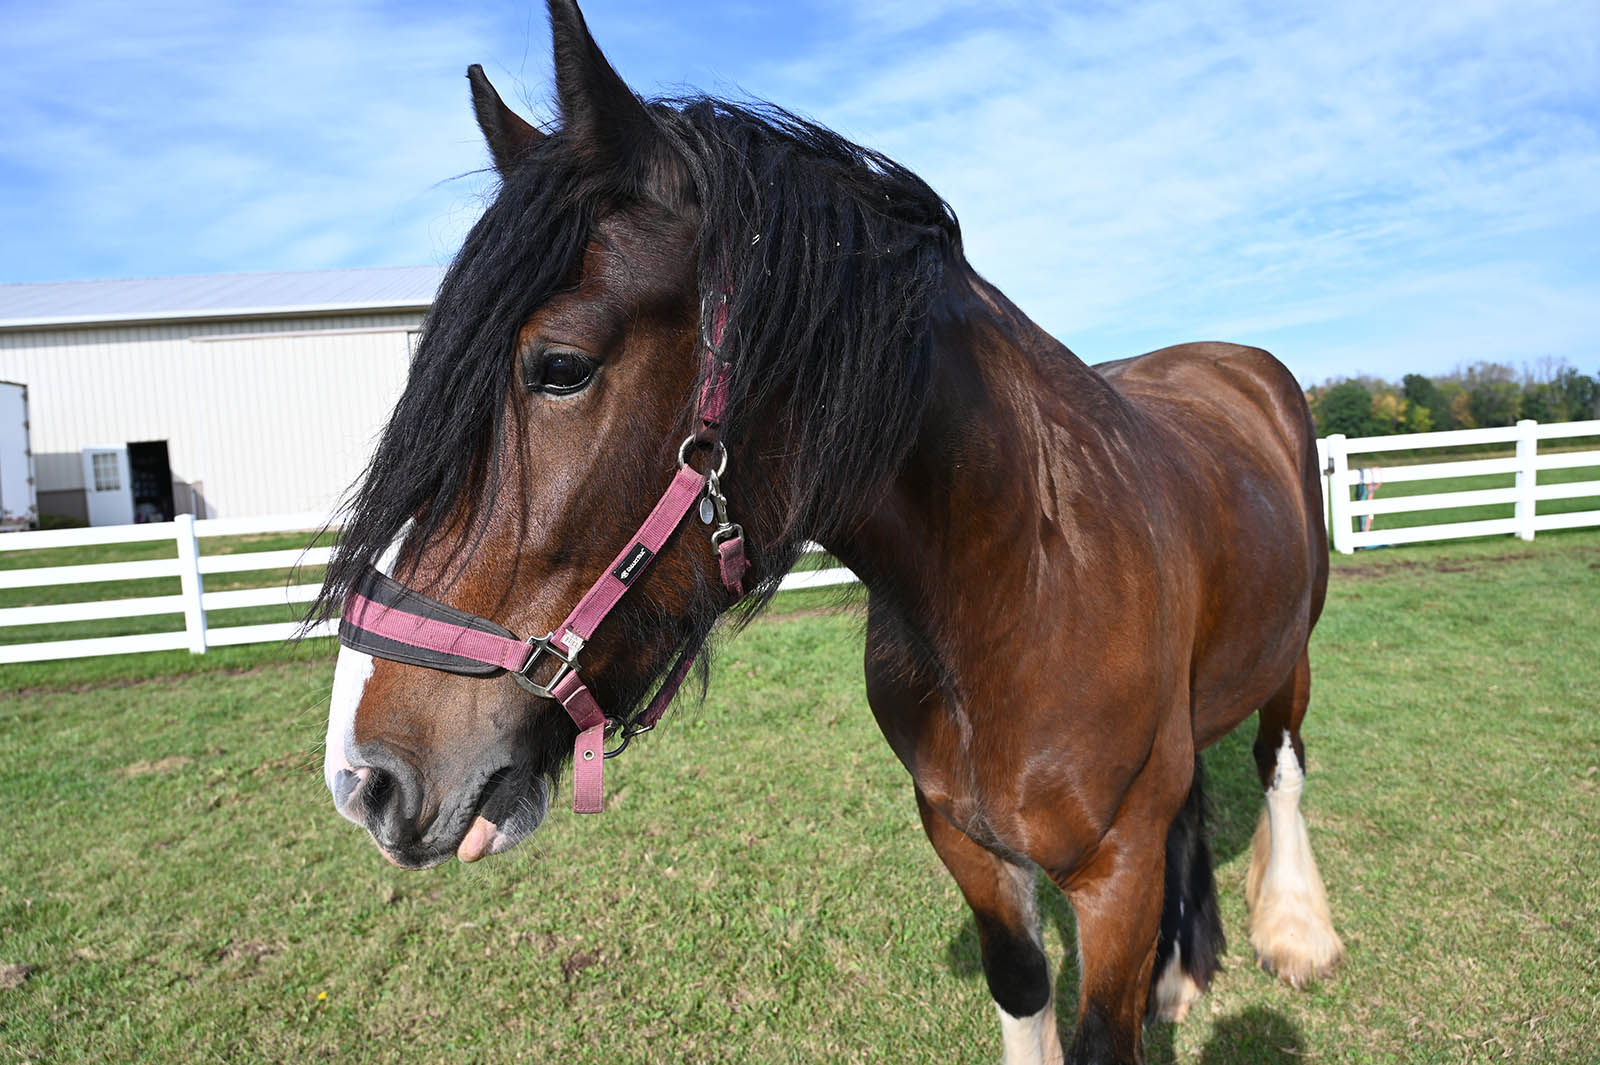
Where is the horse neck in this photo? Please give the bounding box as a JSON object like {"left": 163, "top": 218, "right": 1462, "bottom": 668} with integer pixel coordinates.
{"left": 825, "top": 264, "right": 1131, "bottom": 657}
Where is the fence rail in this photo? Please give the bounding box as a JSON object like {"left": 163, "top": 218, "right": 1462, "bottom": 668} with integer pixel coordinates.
{"left": 0, "top": 511, "right": 853, "bottom": 664}
{"left": 1321, "top": 418, "right": 1600, "bottom": 554}
{"left": 5, "top": 419, "right": 1599, "bottom": 662}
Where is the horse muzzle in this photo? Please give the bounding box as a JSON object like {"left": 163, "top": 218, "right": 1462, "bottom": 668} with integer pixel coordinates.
{"left": 331, "top": 741, "right": 549, "bottom": 868}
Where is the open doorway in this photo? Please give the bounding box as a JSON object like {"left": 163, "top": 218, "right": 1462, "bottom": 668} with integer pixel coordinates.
{"left": 128, "top": 440, "right": 175, "bottom": 523}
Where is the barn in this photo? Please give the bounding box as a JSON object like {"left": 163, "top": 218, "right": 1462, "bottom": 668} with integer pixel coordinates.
{"left": 0, "top": 267, "right": 441, "bottom": 524}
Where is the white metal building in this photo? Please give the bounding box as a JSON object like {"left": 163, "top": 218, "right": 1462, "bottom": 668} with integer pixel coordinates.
{"left": 0, "top": 267, "right": 442, "bottom": 523}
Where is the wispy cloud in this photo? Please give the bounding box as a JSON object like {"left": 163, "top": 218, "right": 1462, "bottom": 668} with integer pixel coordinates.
{"left": 759, "top": 0, "right": 1600, "bottom": 380}
{"left": 0, "top": 0, "right": 505, "bottom": 279}
{"left": 3, "top": 0, "right": 1597, "bottom": 384}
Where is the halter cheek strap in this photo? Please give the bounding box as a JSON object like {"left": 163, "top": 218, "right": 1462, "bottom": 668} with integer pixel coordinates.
{"left": 338, "top": 340, "right": 749, "bottom": 814}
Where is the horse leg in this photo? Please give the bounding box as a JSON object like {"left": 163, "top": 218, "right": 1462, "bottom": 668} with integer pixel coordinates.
{"left": 1050, "top": 762, "right": 1189, "bottom": 1065}
{"left": 1147, "top": 755, "right": 1225, "bottom": 1023}
{"left": 1247, "top": 648, "right": 1344, "bottom": 987}
{"left": 915, "top": 789, "right": 1064, "bottom": 1065}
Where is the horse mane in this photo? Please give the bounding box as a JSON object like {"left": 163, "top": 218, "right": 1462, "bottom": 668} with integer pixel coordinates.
{"left": 314, "top": 92, "right": 961, "bottom": 629}
{"left": 663, "top": 98, "right": 960, "bottom": 609}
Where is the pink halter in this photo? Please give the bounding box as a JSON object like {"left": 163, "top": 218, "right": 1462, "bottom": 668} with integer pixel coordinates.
{"left": 339, "top": 306, "right": 748, "bottom": 813}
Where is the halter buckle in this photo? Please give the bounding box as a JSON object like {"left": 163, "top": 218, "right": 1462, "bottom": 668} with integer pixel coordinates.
{"left": 512, "top": 633, "right": 580, "bottom": 699}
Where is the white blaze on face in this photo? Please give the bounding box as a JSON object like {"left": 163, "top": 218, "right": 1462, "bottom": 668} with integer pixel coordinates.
{"left": 324, "top": 533, "right": 406, "bottom": 822}
{"left": 325, "top": 644, "right": 376, "bottom": 822}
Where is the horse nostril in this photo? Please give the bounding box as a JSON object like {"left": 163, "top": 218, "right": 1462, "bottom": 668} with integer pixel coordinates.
{"left": 340, "top": 747, "right": 424, "bottom": 852}
{"left": 332, "top": 767, "right": 368, "bottom": 810}
{"left": 364, "top": 766, "right": 395, "bottom": 815}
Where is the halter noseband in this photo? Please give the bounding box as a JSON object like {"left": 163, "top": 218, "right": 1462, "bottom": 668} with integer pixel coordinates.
{"left": 337, "top": 305, "right": 748, "bottom": 813}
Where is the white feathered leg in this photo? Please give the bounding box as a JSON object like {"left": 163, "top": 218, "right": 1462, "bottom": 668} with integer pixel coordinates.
{"left": 1246, "top": 732, "right": 1344, "bottom": 987}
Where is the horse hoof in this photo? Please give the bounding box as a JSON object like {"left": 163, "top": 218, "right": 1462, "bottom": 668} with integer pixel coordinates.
{"left": 1251, "top": 914, "right": 1345, "bottom": 989}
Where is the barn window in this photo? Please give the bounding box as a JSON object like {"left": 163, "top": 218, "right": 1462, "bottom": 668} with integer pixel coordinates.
{"left": 91, "top": 452, "right": 121, "bottom": 492}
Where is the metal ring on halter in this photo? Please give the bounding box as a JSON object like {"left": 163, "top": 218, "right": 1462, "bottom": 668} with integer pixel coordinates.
{"left": 603, "top": 719, "right": 655, "bottom": 759}
{"left": 677, "top": 434, "right": 728, "bottom": 477}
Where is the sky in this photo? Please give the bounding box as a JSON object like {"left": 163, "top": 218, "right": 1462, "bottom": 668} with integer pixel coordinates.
{"left": 2, "top": 0, "right": 1597, "bottom": 385}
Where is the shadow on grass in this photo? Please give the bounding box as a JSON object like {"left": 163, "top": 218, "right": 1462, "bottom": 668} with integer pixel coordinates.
{"left": 1205, "top": 727, "right": 1267, "bottom": 868}
{"left": 1146, "top": 1005, "right": 1305, "bottom": 1064}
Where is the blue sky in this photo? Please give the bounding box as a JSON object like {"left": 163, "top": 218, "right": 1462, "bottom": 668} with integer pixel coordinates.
{"left": 3, "top": 0, "right": 1597, "bottom": 384}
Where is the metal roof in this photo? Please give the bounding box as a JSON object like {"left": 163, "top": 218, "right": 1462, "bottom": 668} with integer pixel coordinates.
{"left": 0, "top": 266, "right": 444, "bottom": 329}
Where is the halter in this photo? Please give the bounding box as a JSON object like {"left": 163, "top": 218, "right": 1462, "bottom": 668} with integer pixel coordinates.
{"left": 338, "top": 302, "right": 749, "bottom": 813}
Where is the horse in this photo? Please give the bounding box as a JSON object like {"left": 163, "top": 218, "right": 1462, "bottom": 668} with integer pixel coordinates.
{"left": 317, "top": 2, "right": 1344, "bottom": 1061}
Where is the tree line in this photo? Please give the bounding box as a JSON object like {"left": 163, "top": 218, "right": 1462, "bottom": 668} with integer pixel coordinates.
{"left": 1305, "top": 360, "right": 1600, "bottom": 438}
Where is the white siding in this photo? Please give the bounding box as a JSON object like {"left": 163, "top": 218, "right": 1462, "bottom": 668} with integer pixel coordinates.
{"left": 0, "top": 313, "right": 419, "bottom": 518}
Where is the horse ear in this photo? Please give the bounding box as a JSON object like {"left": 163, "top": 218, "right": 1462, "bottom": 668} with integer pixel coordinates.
{"left": 467, "top": 64, "right": 545, "bottom": 174}
{"left": 546, "top": 0, "right": 671, "bottom": 191}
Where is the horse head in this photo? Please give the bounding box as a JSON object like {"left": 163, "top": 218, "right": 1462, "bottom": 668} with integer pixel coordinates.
{"left": 320, "top": 2, "right": 728, "bottom": 869}
{"left": 317, "top": 0, "right": 955, "bottom": 868}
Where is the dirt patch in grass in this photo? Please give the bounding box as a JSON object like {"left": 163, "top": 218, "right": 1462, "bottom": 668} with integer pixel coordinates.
{"left": 560, "top": 949, "right": 599, "bottom": 981}
{"left": 1335, "top": 550, "right": 1551, "bottom": 580}
{"left": 212, "top": 940, "right": 276, "bottom": 964}
{"left": 119, "top": 755, "right": 194, "bottom": 777}
{"left": 251, "top": 751, "right": 311, "bottom": 777}
{"left": 1, "top": 963, "right": 33, "bottom": 989}
{"left": 5, "top": 658, "right": 320, "bottom": 698}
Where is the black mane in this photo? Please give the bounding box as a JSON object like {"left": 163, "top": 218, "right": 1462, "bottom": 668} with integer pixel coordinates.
{"left": 315, "top": 93, "right": 961, "bottom": 636}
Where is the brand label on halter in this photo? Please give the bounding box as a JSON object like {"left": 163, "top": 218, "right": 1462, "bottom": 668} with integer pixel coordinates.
{"left": 613, "top": 542, "right": 654, "bottom": 585}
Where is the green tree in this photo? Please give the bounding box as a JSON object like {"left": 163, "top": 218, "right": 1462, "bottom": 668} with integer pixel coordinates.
{"left": 1463, "top": 362, "right": 1521, "bottom": 427}
{"left": 1520, "top": 382, "right": 1563, "bottom": 424}
{"left": 1369, "top": 387, "right": 1410, "bottom": 433}
{"left": 1314, "top": 381, "right": 1380, "bottom": 436}
{"left": 1436, "top": 380, "right": 1471, "bottom": 429}
{"left": 1405, "top": 403, "right": 1434, "bottom": 433}
{"left": 1403, "top": 373, "right": 1450, "bottom": 430}
{"left": 1554, "top": 367, "right": 1598, "bottom": 421}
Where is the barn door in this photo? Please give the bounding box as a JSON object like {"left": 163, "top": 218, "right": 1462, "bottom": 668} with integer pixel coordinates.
{"left": 82, "top": 446, "right": 134, "bottom": 526}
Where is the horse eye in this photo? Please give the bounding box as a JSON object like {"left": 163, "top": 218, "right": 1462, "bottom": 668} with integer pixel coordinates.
{"left": 523, "top": 349, "right": 597, "bottom": 396}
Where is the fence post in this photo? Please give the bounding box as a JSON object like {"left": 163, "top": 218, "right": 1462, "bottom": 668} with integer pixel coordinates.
{"left": 1325, "top": 434, "right": 1353, "bottom": 554}
{"left": 175, "top": 514, "right": 209, "bottom": 654}
{"left": 1316, "top": 437, "right": 1331, "bottom": 535}
{"left": 1515, "top": 418, "right": 1538, "bottom": 542}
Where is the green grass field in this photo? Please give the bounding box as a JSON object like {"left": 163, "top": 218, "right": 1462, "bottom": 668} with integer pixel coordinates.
{"left": 2, "top": 532, "right": 1597, "bottom": 1064}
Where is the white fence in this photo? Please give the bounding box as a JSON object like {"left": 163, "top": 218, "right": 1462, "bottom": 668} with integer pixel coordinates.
{"left": 1318, "top": 419, "right": 1600, "bottom": 554}
{"left": 0, "top": 514, "right": 855, "bottom": 665}
{"left": 4, "top": 418, "right": 1599, "bottom": 663}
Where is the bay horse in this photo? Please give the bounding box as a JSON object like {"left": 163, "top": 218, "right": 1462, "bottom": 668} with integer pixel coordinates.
{"left": 318, "top": 2, "right": 1344, "bottom": 1061}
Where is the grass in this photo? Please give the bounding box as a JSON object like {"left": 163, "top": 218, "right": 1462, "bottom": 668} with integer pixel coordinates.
{"left": 2, "top": 532, "right": 1598, "bottom": 1063}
